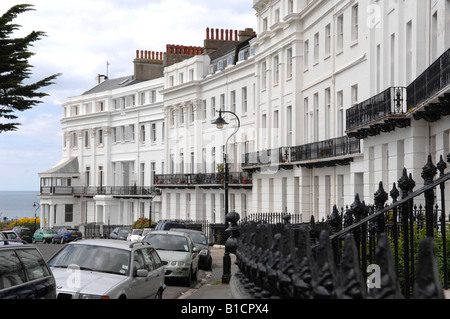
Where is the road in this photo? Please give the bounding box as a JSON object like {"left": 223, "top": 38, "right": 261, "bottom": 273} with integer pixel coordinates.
{"left": 34, "top": 240, "right": 215, "bottom": 299}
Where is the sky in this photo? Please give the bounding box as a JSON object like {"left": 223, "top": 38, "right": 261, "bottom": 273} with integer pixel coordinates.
{"left": 0, "top": 0, "right": 256, "bottom": 191}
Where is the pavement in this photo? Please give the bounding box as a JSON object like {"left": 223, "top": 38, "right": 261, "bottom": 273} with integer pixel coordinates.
{"left": 178, "top": 245, "right": 237, "bottom": 300}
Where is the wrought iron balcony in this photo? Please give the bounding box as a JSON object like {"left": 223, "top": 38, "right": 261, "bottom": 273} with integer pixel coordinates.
{"left": 242, "top": 136, "right": 361, "bottom": 170}
{"left": 346, "top": 87, "right": 410, "bottom": 139}
{"left": 154, "top": 172, "right": 252, "bottom": 189}
{"left": 408, "top": 47, "right": 450, "bottom": 122}
{"left": 40, "top": 186, "right": 159, "bottom": 197}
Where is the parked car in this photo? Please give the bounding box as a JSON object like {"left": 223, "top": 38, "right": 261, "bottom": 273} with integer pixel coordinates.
{"left": 52, "top": 228, "right": 82, "bottom": 244}
{"left": 0, "top": 231, "right": 22, "bottom": 243}
{"left": 127, "top": 229, "right": 143, "bottom": 242}
{"left": 15, "top": 228, "right": 33, "bottom": 243}
{"left": 171, "top": 228, "right": 213, "bottom": 270}
{"left": 0, "top": 239, "right": 56, "bottom": 299}
{"left": 143, "top": 230, "right": 199, "bottom": 287}
{"left": 47, "top": 239, "right": 166, "bottom": 299}
{"left": 33, "top": 228, "right": 56, "bottom": 244}
{"left": 155, "top": 221, "right": 186, "bottom": 231}
{"left": 110, "top": 227, "right": 132, "bottom": 240}
{"left": 142, "top": 228, "right": 152, "bottom": 238}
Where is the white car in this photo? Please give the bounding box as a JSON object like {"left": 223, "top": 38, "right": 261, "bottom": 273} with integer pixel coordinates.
{"left": 127, "top": 229, "right": 144, "bottom": 242}
{"left": 143, "top": 230, "right": 199, "bottom": 287}
{"left": 47, "top": 239, "right": 166, "bottom": 299}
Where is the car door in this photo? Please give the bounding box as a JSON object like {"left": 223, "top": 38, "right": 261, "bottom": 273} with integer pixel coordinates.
{"left": 34, "top": 230, "right": 42, "bottom": 242}
{"left": 140, "top": 247, "right": 163, "bottom": 298}
{"left": 0, "top": 249, "right": 31, "bottom": 299}
{"left": 188, "top": 236, "right": 199, "bottom": 273}
{"left": 126, "top": 249, "right": 150, "bottom": 299}
{"left": 16, "top": 248, "right": 55, "bottom": 299}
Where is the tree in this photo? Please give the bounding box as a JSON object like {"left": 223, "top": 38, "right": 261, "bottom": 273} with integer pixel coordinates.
{"left": 0, "top": 4, "right": 61, "bottom": 133}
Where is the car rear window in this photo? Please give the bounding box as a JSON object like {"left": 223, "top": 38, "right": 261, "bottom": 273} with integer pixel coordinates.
{"left": 0, "top": 250, "right": 26, "bottom": 289}
{"left": 147, "top": 234, "right": 189, "bottom": 252}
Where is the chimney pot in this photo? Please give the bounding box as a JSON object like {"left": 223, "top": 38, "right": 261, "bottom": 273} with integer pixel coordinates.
{"left": 206, "top": 27, "right": 210, "bottom": 40}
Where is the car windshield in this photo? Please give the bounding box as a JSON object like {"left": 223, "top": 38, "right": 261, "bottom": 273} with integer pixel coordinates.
{"left": 119, "top": 229, "right": 131, "bottom": 235}
{"left": 188, "top": 233, "right": 207, "bottom": 245}
{"left": 131, "top": 229, "right": 143, "bottom": 235}
{"left": 146, "top": 234, "right": 189, "bottom": 252}
{"left": 66, "top": 229, "right": 79, "bottom": 233}
{"left": 48, "top": 244, "right": 130, "bottom": 276}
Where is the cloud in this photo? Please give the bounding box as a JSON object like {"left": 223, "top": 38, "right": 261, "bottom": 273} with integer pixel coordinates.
{"left": 0, "top": 0, "right": 256, "bottom": 191}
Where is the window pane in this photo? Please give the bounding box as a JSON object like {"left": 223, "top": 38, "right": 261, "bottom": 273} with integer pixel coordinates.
{"left": 0, "top": 250, "right": 26, "bottom": 289}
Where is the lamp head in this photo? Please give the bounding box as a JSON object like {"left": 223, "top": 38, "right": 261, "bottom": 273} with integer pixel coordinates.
{"left": 212, "top": 110, "right": 228, "bottom": 129}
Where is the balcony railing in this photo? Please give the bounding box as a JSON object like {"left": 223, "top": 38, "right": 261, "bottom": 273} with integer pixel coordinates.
{"left": 40, "top": 186, "right": 158, "bottom": 196}
{"left": 407, "top": 47, "right": 450, "bottom": 111}
{"left": 290, "top": 136, "right": 360, "bottom": 162}
{"left": 242, "top": 136, "right": 361, "bottom": 169}
{"left": 346, "top": 86, "right": 407, "bottom": 133}
{"left": 154, "top": 172, "right": 252, "bottom": 187}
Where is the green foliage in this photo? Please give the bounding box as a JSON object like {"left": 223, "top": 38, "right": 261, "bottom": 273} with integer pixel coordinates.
{"left": 132, "top": 217, "right": 156, "bottom": 229}
{"left": 389, "top": 219, "right": 450, "bottom": 294}
{"left": 0, "top": 4, "right": 61, "bottom": 133}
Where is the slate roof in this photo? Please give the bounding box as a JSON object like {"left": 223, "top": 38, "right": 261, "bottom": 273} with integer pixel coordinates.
{"left": 82, "top": 75, "right": 142, "bottom": 95}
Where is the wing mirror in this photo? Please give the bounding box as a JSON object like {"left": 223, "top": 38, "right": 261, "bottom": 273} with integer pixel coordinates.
{"left": 136, "top": 269, "right": 148, "bottom": 277}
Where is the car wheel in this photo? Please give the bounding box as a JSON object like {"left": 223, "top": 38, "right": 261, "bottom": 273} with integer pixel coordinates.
{"left": 184, "top": 269, "right": 192, "bottom": 287}
{"left": 191, "top": 265, "right": 197, "bottom": 281}
{"left": 155, "top": 288, "right": 163, "bottom": 299}
{"left": 207, "top": 257, "right": 212, "bottom": 271}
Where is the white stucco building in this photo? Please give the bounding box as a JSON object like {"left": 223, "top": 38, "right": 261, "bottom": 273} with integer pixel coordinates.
{"left": 38, "top": 52, "right": 166, "bottom": 228}
{"left": 38, "top": 0, "right": 450, "bottom": 228}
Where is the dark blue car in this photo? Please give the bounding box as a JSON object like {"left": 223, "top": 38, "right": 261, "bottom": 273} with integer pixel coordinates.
{"left": 0, "top": 240, "right": 56, "bottom": 299}
{"left": 52, "top": 227, "right": 82, "bottom": 244}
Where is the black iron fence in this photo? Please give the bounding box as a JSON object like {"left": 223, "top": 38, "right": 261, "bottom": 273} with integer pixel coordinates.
{"left": 82, "top": 219, "right": 228, "bottom": 245}
{"left": 232, "top": 153, "right": 450, "bottom": 299}
{"left": 82, "top": 223, "right": 132, "bottom": 238}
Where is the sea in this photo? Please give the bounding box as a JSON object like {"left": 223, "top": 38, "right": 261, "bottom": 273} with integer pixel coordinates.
{"left": 0, "top": 191, "right": 41, "bottom": 221}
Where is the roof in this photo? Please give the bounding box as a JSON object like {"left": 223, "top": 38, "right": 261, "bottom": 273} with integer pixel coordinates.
{"left": 208, "top": 41, "right": 240, "bottom": 62}
{"left": 149, "top": 230, "right": 190, "bottom": 237}
{"left": 82, "top": 75, "right": 142, "bottom": 95}
{"left": 170, "top": 228, "right": 205, "bottom": 235}
{"left": 39, "top": 157, "right": 79, "bottom": 176}
{"left": 68, "top": 238, "right": 151, "bottom": 250}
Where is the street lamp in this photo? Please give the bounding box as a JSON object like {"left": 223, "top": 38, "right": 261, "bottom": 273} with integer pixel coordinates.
{"left": 212, "top": 109, "right": 240, "bottom": 284}
{"left": 33, "top": 202, "right": 40, "bottom": 231}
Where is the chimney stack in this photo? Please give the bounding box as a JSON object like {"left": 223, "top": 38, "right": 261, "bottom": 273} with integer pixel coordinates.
{"left": 133, "top": 50, "right": 164, "bottom": 81}
{"left": 204, "top": 27, "right": 251, "bottom": 54}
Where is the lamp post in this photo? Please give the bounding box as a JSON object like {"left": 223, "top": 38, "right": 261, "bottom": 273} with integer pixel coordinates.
{"left": 212, "top": 109, "right": 240, "bottom": 284}
{"left": 33, "top": 202, "right": 40, "bottom": 231}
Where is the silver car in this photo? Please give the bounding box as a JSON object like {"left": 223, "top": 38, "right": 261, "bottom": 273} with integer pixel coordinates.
{"left": 47, "top": 239, "right": 165, "bottom": 299}
{"left": 143, "top": 230, "right": 199, "bottom": 287}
